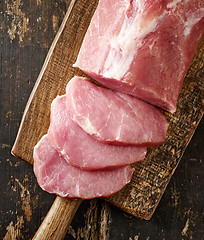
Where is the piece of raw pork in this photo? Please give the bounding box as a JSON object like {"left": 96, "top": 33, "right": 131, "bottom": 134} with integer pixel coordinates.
{"left": 74, "top": 0, "right": 204, "bottom": 113}
{"left": 66, "top": 77, "right": 169, "bottom": 146}
{"left": 33, "top": 134, "right": 134, "bottom": 199}
{"left": 48, "top": 95, "right": 147, "bottom": 170}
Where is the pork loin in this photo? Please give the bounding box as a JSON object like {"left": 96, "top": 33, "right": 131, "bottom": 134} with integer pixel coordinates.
{"left": 48, "top": 95, "right": 147, "bottom": 170}
{"left": 66, "top": 77, "right": 169, "bottom": 146}
{"left": 74, "top": 0, "right": 204, "bottom": 113}
{"left": 33, "top": 134, "right": 134, "bottom": 199}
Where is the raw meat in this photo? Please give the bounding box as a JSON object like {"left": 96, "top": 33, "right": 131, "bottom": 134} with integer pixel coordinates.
{"left": 74, "top": 0, "right": 204, "bottom": 113}
{"left": 48, "top": 95, "right": 146, "bottom": 170}
{"left": 33, "top": 134, "right": 134, "bottom": 199}
{"left": 66, "top": 77, "right": 169, "bottom": 146}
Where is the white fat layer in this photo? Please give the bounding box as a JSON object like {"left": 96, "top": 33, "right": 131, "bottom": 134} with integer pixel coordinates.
{"left": 184, "top": 9, "right": 204, "bottom": 36}
{"left": 82, "top": 117, "right": 97, "bottom": 135}
{"left": 102, "top": 3, "right": 158, "bottom": 80}
{"left": 75, "top": 184, "right": 80, "bottom": 196}
{"left": 61, "top": 149, "right": 69, "bottom": 160}
{"left": 167, "top": 0, "right": 182, "bottom": 9}
{"left": 102, "top": 0, "right": 203, "bottom": 81}
{"left": 115, "top": 113, "right": 124, "bottom": 140}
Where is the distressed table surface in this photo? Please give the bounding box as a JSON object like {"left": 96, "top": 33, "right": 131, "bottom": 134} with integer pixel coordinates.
{"left": 0, "top": 0, "right": 203, "bottom": 239}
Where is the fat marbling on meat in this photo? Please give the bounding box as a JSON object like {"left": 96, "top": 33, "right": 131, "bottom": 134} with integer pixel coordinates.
{"left": 74, "top": 0, "right": 204, "bottom": 113}
{"left": 66, "top": 77, "right": 169, "bottom": 146}
{"left": 48, "top": 95, "right": 147, "bottom": 170}
{"left": 33, "top": 134, "right": 134, "bottom": 199}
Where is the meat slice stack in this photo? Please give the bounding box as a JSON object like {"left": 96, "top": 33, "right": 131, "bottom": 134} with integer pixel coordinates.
{"left": 48, "top": 95, "right": 147, "bottom": 170}
{"left": 34, "top": 77, "right": 169, "bottom": 199}
{"left": 34, "top": 135, "right": 134, "bottom": 199}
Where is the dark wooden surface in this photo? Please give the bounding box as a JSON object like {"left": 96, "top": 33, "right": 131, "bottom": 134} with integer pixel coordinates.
{"left": 9, "top": 0, "right": 204, "bottom": 222}
{"left": 0, "top": 1, "right": 203, "bottom": 239}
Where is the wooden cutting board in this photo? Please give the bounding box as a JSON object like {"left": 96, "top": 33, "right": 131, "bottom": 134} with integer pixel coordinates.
{"left": 11, "top": 0, "right": 203, "bottom": 234}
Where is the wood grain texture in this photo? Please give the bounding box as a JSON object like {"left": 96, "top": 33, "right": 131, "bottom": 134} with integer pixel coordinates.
{"left": 107, "top": 39, "right": 204, "bottom": 219}
{"left": 11, "top": 0, "right": 204, "bottom": 222}
{"left": 32, "top": 197, "right": 82, "bottom": 240}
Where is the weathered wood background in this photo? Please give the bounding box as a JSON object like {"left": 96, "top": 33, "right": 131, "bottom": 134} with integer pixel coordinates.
{"left": 0, "top": 0, "right": 203, "bottom": 239}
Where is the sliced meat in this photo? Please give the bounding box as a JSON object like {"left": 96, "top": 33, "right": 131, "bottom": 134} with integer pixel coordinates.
{"left": 33, "top": 134, "right": 134, "bottom": 199}
{"left": 66, "top": 77, "right": 169, "bottom": 146}
{"left": 48, "top": 95, "right": 147, "bottom": 170}
{"left": 74, "top": 0, "right": 204, "bottom": 113}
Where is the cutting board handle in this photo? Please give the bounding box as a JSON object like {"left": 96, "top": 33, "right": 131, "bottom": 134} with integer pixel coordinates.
{"left": 32, "top": 197, "right": 82, "bottom": 240}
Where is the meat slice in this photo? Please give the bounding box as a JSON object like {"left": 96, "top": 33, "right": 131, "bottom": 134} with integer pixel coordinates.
{"left": 48, "top": 95, "right": 147, "bottom": 170}
{"left": 74, "top": 0, "right": 204, "bottom": 113}
{"left": 33, "top": 134, "right": 134, "bottom": 199}
{"left": 66, "top": 77, "right": 169, "bottom": 147}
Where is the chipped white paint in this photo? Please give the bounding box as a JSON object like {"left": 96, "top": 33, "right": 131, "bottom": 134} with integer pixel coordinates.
{"left": 37, "top": 0, "right": 42, "bottom": 5}
{"left": 6, "top": 0, "right": 29, "bottom": 42}
{"left": 52, "top": 15, "right": 58, "bottom": 32}
{"left": 15, "top": 178, "right": 32, "bottom": 222}
{"left": 68, "top": 225, "right": 77, "bottom": 238}
{"left": 134, "top": 234, "right": 140, "bottom": 240}
{"left": 3, "top": 216, "right": 24, "bottom": 240}
{"left": 181, "top": 218, "right": 190, "bottom": 236}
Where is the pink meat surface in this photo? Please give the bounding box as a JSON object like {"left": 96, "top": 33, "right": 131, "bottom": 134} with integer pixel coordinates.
{"left": 66, "top": 77, "right": 169, "bottom": 146}
{"left": 33, "top": 134, "right": 134, "bottom": 199}
{"left": 75, "top": 0, "right": 204, "bottom": 113}
{"left": 48, "top": 95, "right": 146, "bottom": 170}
